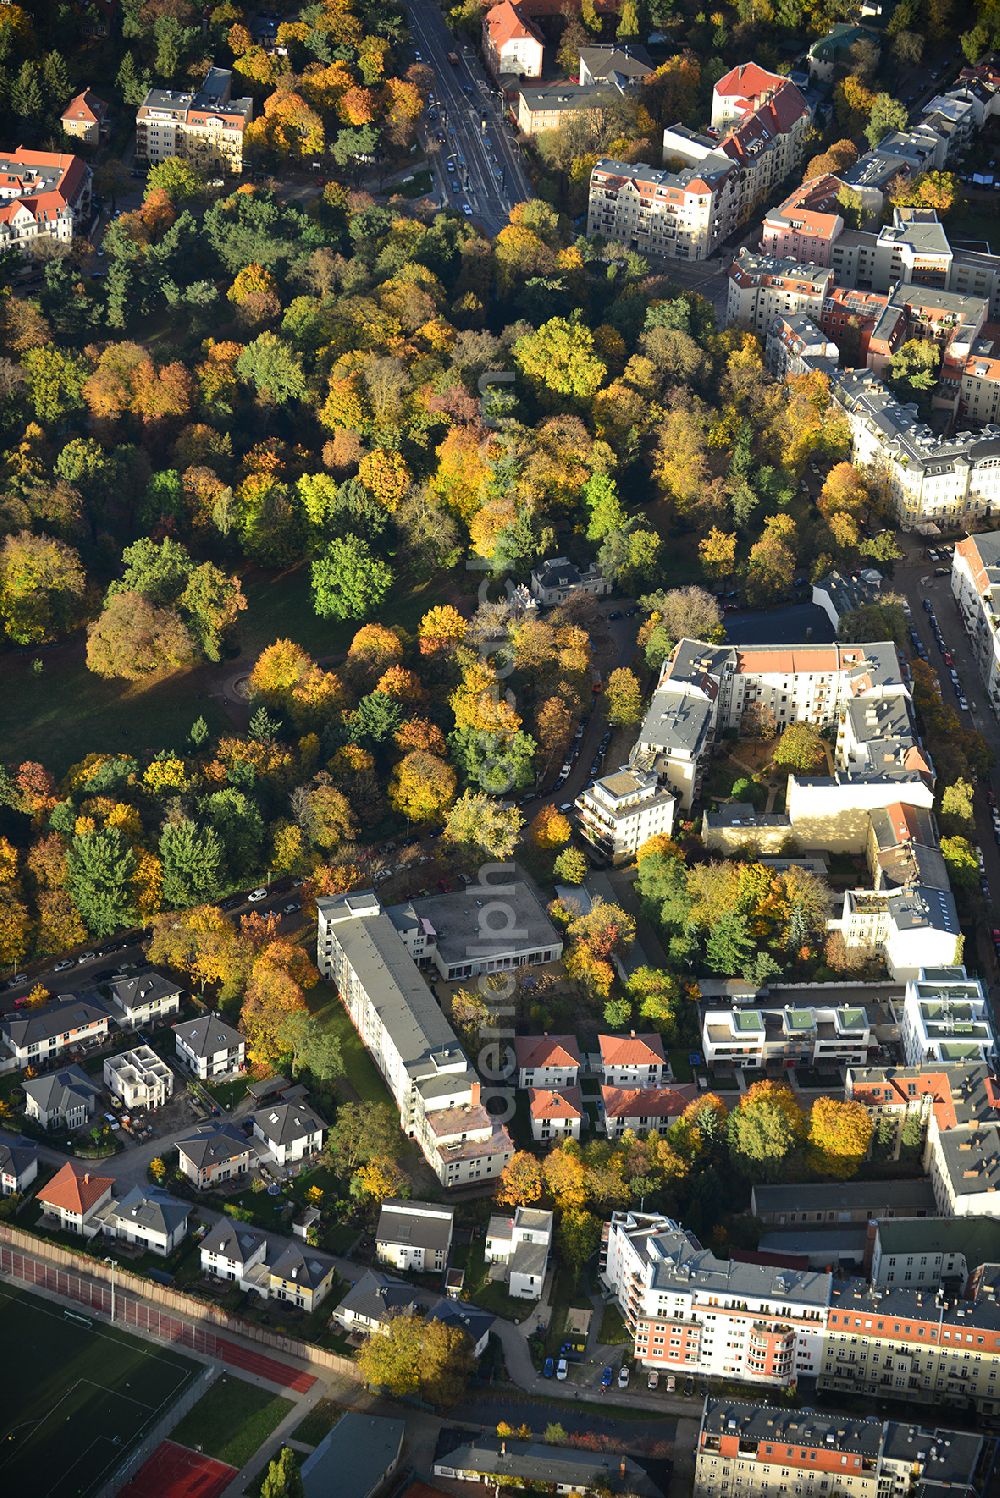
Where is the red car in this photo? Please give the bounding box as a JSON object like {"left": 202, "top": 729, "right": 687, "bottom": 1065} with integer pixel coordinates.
{"left": 943, "top": 651, "right": 954, "bottom": 666}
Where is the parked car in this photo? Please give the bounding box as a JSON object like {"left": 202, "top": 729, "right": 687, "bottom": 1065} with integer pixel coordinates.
{"left": 684, "top": 1376, "right": 695, "bottom": 1397}
{"left": 666, "top": 1374, "right": 676, "bottom": 1392}
{"left": 608, "top": 610, "right": 623, "bottom": 621}
{"left": 543, "top": 1356, "right": 555, "bottom": 1378}
{"left": 247, "top": 888, "right": 268, "bottom": 902}
{"left": 600, "top": 1366, "right": 613, "bottom": 1389}
{"left": 618, "top": 1364, "right": 630, "bottom": 1388}
{"left": 76, "top": 952, "right": 95, "bottom": 965}
{"left": 647, "top": 1370, "right": 659, "bottom": 1389}
{"left": 556, "top": 1358, "right": 568, "bottom": 1381}
{"left": 52, "top": 959, "right": 74, "bottom": 973}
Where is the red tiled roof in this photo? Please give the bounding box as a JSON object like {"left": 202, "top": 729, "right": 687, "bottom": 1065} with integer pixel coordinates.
{"left": 38, "top": 1162, "right": 113, "bottom": 1216}
{"left": 714, "top": 62, "right": 785, "bottom": 103}
{"left": 484, "top": 0, "right": 543, "bottom": 50}
{"left": 850, "top": 1072, "right": 957, "bottom": 1131}
{"left": 514, "top": 1034, "right": 582, "bottom": 1070}
{"left": 598, "top": 1032, "right": 666, "bottom": 1066}
{"left": 601, "top": 1083, "right": 697, "bottom": 1118}
{"left": 62, "top": 90, "right": 107, "bottom": 125}
{"left": 529, "top": 1086, "right": 584, "bottom": 1120}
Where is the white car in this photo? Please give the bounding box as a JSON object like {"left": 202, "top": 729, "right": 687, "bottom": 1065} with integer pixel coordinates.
{"left": 618, "top": 1364, "right": 630, "bottom": 1387}
{"left": 462, "top": 203, "right": 473, "bottom": 216}
{"left": 556, "top": 1358, "right": 568, "bottom": 1380}
{"left": 959, "top": 696, "right": 969, "bottom": 711}
{"left": 76, "top": 952, "right": 95, "bottom": 965}
{"left": 647, "top": 1370, "right": 659, "bottom": 1389}
{"left": 247, "top": 888, "right": 269, "bottom": 902}
{"left": 52, "top": 959, "right": 74, "bottom": 973}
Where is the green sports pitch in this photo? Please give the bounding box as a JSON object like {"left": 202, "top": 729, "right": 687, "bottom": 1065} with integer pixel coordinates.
{"left": 0, "top": 1285, "right": 200, "bottom": 1498}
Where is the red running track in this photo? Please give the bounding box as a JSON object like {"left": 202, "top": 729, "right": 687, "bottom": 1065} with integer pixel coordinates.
{"left": 119, "top": 1441, "right": 236, "bottom": 1498}
{"left": 215, "top": 1337, "right": 316, "bottom": 1393}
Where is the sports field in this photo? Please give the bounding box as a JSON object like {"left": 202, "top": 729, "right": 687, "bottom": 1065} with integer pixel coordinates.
{"left": 0, "top": 1285, "right": 199, "bottom": 1498}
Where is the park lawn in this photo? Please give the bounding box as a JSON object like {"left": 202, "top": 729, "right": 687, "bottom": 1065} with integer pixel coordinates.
{"left": 291, "top": 1398, "right": 346, "bottom": 1448}
{"left": 0, "top": 1284, "right": 199, "bottom": 1498}
{"left": 307, "top": 984, "right": 391, "bottom": 1106}
{"left": 170, "top": 1374, "right": 293, "bottom": 1468}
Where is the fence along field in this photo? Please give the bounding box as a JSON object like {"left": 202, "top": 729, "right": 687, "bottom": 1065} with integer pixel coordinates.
{"left": 0, "top": 1285, "right": 198, "bottom": 1498}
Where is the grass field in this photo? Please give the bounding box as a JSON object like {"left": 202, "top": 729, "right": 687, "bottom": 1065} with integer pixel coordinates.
{"left": 0, "top": 1285, "right": 199, "bottom": 1498}
{"left": 307, "top": 983, "right": 391, "bottom": 1106}
{"left": 169, "top": 1376, "right": 293, "bottom": 1468}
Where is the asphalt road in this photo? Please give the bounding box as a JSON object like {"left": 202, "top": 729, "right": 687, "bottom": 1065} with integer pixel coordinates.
{"left": 404, "top": 2, "right": 530, "bottom": 232}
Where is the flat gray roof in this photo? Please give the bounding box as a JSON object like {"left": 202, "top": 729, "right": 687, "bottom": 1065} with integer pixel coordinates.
{"left": 753, "top": 1178, "right": 936, "bottom": 1214}
{"left": 389, "top": 880, "right": 561, "bottom": 968}
{"left": 301, "top": 1412, "right": 405, "bottom": 1498}
{"left": 376, "top": 1200, "right": 454, "bottom": 1253}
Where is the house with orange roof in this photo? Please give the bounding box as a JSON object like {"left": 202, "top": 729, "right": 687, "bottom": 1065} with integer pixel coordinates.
{"left": 601, "top": 1083, "right": 696, "bottom": 1139}
{"left": 598, "top": 1031, "right": 667, "bottom": 1088}
{"left": 711, "top": 62, "right": 787, "bottom": 128}
{"left": 529, "top": 1086, "right": 584, "bottom": 1143}
{"left": 481, "top": 0, "right": 543, "bottom": 82}
{"left": 37, "top": 1162, "right": 114, "bottom": 1239}
{"left": 513, "top": 1033, "right": 581, "bottom": 1089}
{"left": 61, "top": 90, "right": 108, "bottom": 147}
{"left": 0, "top": 147, "right": 92, "bottom": 256}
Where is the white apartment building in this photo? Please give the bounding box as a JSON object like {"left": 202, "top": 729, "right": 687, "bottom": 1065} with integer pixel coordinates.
{"left": 375, "top": 1200, "right": 454, "bottom": 1274}
{"left": 135, "top": 67, "right": 251, "bottom": 175}
{"left": 387, "top": 880, "right": 562, "bottom": 982}
{"left": 103, "top": 1047, "right": 174, "bottom": 1110}
{"left": 99, "top": 1187, "right": 189, "bottom": 1256}
{"left": 765, "top": 313, "right": 840, "bottom": 380}
{"left": 726, "top": 251, "right": 833, "bottom": 337}
{"left": 869, "top": 1214, "right": 1000, "bottom": 1291}
{"left": 598, "top": 1031, "right": 667, "bottom": 1088}
{"left": 2, "top": 997, "right": 110, "bottom": 1068}
{"left": 316, "top": 892, "right": 513, "bottom": 1189}
{"left": 603, "top": 1212, "right": 831, "bottom": 1388}
{"left": 900, "top": 968, "right": 997, "bottom": 1067}
{"left": 172, "top": 1013, "right": 245, "bottom": 1079}
{"left": 574, "top": 768, "right": 675, "bottom": 864}
{"left": 833, "top": 884, "right": 961, "bottom": 980}
{"left": 953, "top": 531, "right": 1000, "bottom": 715}
{"left": 529, "top": 556, "right": 609, "bottom": 607}
{"left": 693, "top": 1400, "right": 988, "bottom": 1498}
{"left": 485, "top": 1206, "right": 553, "bottom": 1299}
{"left": 529, "top": 1086, "right": 584, "bottom": 1143}
{"left": 0, "top": 148, "right": 91, "bottom": 255}
{"left": 701, "top": 1002, "right": 873, "bottom": 1072}
{"left": 513, "top": 1034, "right": 581, "bottom": 1090}
{"left": 106, "top": 971, "right": 181, "bottom": 1030}
{"left": 481, "top": 0, "right": 543, "bottom": 81}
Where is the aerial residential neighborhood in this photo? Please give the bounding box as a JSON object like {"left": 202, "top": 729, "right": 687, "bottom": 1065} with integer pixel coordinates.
{"left": 6, "top": 1, "right": 1000, "bottom": 1497}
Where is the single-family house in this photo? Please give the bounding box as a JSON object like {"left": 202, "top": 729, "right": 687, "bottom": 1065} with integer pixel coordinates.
{"left": 252, "top": 1102, "right": 324, "bottom": 1166}
{"left": 106, "top": 971, "right": 182, "bottom": 1030}
{"left": 601, "top": 1083, "right": 698, "bottom": 1140}
{"left": 481, "top": 0, "right": 544, "bottom": 82}
{"left": 2, "top": 997, "right": 110, "bottom": 1068}
{"left": 22, "top": 1065, "right": 101, "bottom": 1131}
{"left": 60, "top": 89, "right": 108, "bottom": 145}
{"left": 334, "top": 1269, "right": 419, "bottom": 1335}
{"left": 103, "top": 1046, "right": 173, "bottom": 1110}
{"left": 375, "top": 1199, "right": 454, "bottom": 1274}
{"left": 0, "top": 1139, "right": 38, "bottom": 1196}
{"left": 173, "top": 1014, "right": 245, "bottom": 1080}
{"left": 529, "top": 1086, "right": 584, "bottom": 1143}
{"left": 513, "top": 1034, "right": 582, "bottom": 1090}
{"left": 101, "top": 1186, "right": 189, "bottom": 1256}
{"left": 529, "top": 556, "right": 609, "bottom": 607}
{"left": 426, "top": 1298, "right": 495, "bottom": 1358}
{"left": 485, "top": 1205, "right": 553, "bottom": 1300}
{"left": 200, "top": 1218, "right": 269, "bottom": 1290}
{"left": 598, "top": 1031, "right": 667, "bottom": 1088}
{"left": 37, "top": 1162, "right": 113, "bottom": 1238}
{"left": 268, "top": 1241, "right": 338, "bottom": 1311}
{"left": 177, "top": 1124, "right": 254, "bottom": 1191}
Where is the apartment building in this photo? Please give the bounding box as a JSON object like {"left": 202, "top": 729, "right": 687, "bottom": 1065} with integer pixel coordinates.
{"left": 601, "top": 1084, "right": 696, "bottom": 1139}
{"left": 831, "top": 368, "right": 1000, "bottom": 531}
{"left": 701, "top": 1001, "right": 873, "bottom": 1073}
{"left": 599, "top": 1031, "right": 667, "bottom": 1087}
{"left": 136, "top": 67, "right": 252, "bottom": 176}
{"left": 953, "top": 531, "right": 1000, "bottom": 714}
{"left": 513, "top": 1034, "right": 581, "bottom": 1089}
{"left": 173, "top": 1013, "right": 245, "bottom": 1079}
{"left": 579, "top": 44, "right": 651, "bottom": 90}
{"left": 900, "top": 968, "right": 997, "bottom": 1067}
{"left": 2, "top": 997, "right": 110, "bottom": 1068}
{"left": 588, "top": 155, "right": 739, "bottom": 263}
{"left": 603, "top": 1212, "right": 832, "bottom": 1388}
{"left": 726, "top": 250, "right": 833, "bottom": 337}
{"left": 316, "top": 891, "right": 513, "bottom": 1188}
{"left": 387, "top": 880, "right": 562, "bottom": 981}
{"left": 693, "top": 1399, "right": 992, "bottom": 1498}
{"left": 529, "top": 1086, "right": 584, "bottom": 1143}
{"left": 765, "top": 313, "right": 839, "bottom": 380}
{"left": 516, "top": 83, "right": 617, "bottom": 136}
{"left": 811, "top": 566, "right": 883, "bottom": 631}
{"left": 60, "top": 90, "right": 108, "bottom": 146}
{"left": 529, "top": 555, "right": 609, "bottom": 606}
{"left": 574, "top": 768, "right": 675, "bottom": 864}
{"left": 751, "top": 1178, "right": 935, "bottom": 1227}
{"left": 0, "top": 147, "right": 91, "bottom": 254}
{"left": 869, "top": 1214, "right": 1000, "bottom": 1291}
{"left": 761, "top": 175, "right": 844, "bottom": 266}
{"left": 481, "top": 0, "right": 543, "bottom": 81}
{"left": 818, "top": 1277, "right": 1000, "bottom": 1415}
{"left": 105, "top": 970, "right": 181, "bottom": 1031}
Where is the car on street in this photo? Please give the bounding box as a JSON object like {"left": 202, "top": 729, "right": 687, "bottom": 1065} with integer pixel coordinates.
{"left": 52, "top": 958, "right": 74, "bottom": 973}
{"left": 943, "top": 651, "right": 954, "bottom": 666}
{"left": 982, "top": 875, "right": 991, "bottom": 897}
{"left": 600, "top": 1366, "right": 613, "bottom": 1389}
{"left": 934, "top": 566, "right": 949, "bottom": 577}
{"left": 283, "top": 901, "right": 301, "bottom": 914}
{"left": 543, "top": 1356, "right": 554, "bottom": 1378}
{"left": 959, "top": 696, "right": 969, "bottom": 711}
{"left": 462, "top": 203, "right": 473, "bottom": 216}
{"left": 76, "top": 952, "right": 95, "bottom": 965}
{"left": 559, "top": 802, "right": 573, "bottom": 813}
{"left": 556, "top": 1358, "right": 568, "bottom": 1380}
{"left": 922, "top": 599, "right": 934, "bottom": 612}
{"left": 247, "top": 888, "right": 269, "bottom": 902}
{"left": 992, "top": 928, "right": 1000, "bottom": 954}
{"left": 608, "top": 610, "right": 623, "bottom": 620}
{"left": 617, "top": 1364, "right": 630, "bottom": 1387}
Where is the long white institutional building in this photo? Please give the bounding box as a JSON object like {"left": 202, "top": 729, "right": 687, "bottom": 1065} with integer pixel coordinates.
{"left": 317, "top": 888, "right": 539, "bottom": 1188}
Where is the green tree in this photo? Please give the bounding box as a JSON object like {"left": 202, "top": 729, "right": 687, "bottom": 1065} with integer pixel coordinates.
{"left": 773, "top": 721, "right": 826, "bottom": 773}
{"left": 940, "top": 779, "right": 974, "bottom": 834}
{"left": 513, "top": 317, "right": 607, "bottom": 400}
{"left": 236, "top": 333, "right": 307, "bottom": 404}
{"left": 280, "top": 1009, "right": 345, "bottom": 1082}
{"left": 557, "top": 1207, "right": 601, "bottom": 1281}
{"left": 356, "top": 1315, "right": 473, "bottom": 1407}
{"left": 704, "top": 911, "right": 755, "bottom": 977}
{"left": 21, "top": 348, "right": 87, "bottom": 424}
{"left": 889, "top": 339, "right": 940, "bottom": 401}
{"left": 605, "top": 667, "right": 643, "bottom": 727}
{"left": 553, "top": 846, "right": 588, "bottom": 883}
{"left": 116, "top": 50, "right": 151, "bottom": 107}
{"left": 0, "top": 531, "right": 86, "bottom": 645}
{"left": 727, "top": 1080, "right": 805, "bottom": 1180}
{"left": 10, "top": 61, "right": 43, "bottom": 121}
{"left": 324, "top": 1100, "right": 401, "bottom": 1171}
{"left": 617, "top": 0, "right": 640, "bottom": 36}
{"left": 311, "top": 536, "right": 393, "bottom": 620}
{"left": 145, "top": 156, "right": 205, "bottom": 203}
{"left": 66, "top": 828, "right": 138, "bottom": 937}
{"left": 626, "top": 966, "right": 681, "bottom": 1037}
{"left": 583, "top": 472, "right": 628, "bottom": 543}
{"left": 202, "top": 789, "right": 264, "bottom": 880}
{"left": 160, "top": 818, "right": 223, "bottom": 907}
{"left": 444, "top": 791, "right": 523, "bottom": 858}
{"left": 42, "top": 51, "right": 71, "bottom": 109}
{"left": 940, "top": 835, "right": 979, "bottom": 890}
{"left": 865, "top": 92, "right": 908, "bottom": 148}
{"left": 260, "top": 1448, "right": 303, "bottom": 1498}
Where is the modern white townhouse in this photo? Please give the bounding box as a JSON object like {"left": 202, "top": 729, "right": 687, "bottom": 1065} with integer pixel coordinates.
{"left": 375, "top": 1199, "right": 454, "bottom": 1275}
{"left": 105, "top": 971, "right": 181, "bottom": 1030}
{"left": 316, "top": 891, "right": 513, "bottom": 1189}
{"left": 2, "top": 997, "right": 109, "bottom": 1068}
{"left": 513, "top": 1034, "right": 582, "bottom": 1090}
{"left": 23, "top": 1066, "right": 101, "bottom": 1131}
{"left": 900, "top": 968, "right": 997, "bottom": 1067}
{"left": 172, "top": 1014, "right": 245, "bottom": 1080}
{"left": 485, "top": 1206, "right": 553, "bottom": 1299}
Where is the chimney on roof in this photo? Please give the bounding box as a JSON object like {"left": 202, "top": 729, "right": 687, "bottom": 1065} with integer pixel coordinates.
{"left": 83, "top": 1173, "right": 89, "bottom": 1184}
